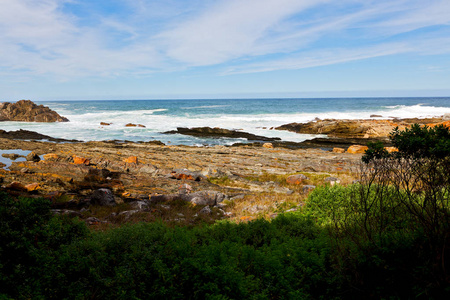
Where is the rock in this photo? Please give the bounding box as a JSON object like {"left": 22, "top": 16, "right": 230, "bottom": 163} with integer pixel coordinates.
{"left": 73, "top": 155, "right": 90, "bottom": 165}
{"left": 184, "top": 190, "right": 227, "bottom": 206}
{"left": 0, "top": 100, "right": 69, "bottom": 122}
{"left": 332, "top": 147, "right": 345, "bottom": 153}
{"left": 347, "top": 145, "right": 368, "bottom": 154}
{"left": 199, "top": 206, "right": 212, "bottom": 215}
{"left": 25, "top": 183, "right": 40, "bottom": 192}
{"left": 0, "top": 129, "right": 77, "bottom": 142}
{"left": 125, "top": 123, "right": 146, "bottom": 128}
{"left": 85, "top": 217, "right": 102, "bottom": 225}
{"left": 123, "top": 156, "right": 138, "bottom": 164}
{"left": 178, "top": 183, "right": 192, "bottom": 195}
{"left": 100, "top": 122, "right": 111, "bottom": 126}
{"left": 20, "top": 168, "right": 29, "bottom": 173}
{"left": 370, "top": 114, "right": 383, "bottom": 118}
{"left": 170, "top": 169, "right": 205, "bottom": 181}
{"left": 286, "top": 174, "right": 308, "bottom": 185}
{"left": 324, "top": 177, "right": 340, "bottom": 186}
{"left": 443, "top": 113, "right": 450, "bottom": 121}
{"left": 263, "top": 143, "right": 273, "bottom": 148}
{"left": 385, "top": 147, "right": 399, "bottom": 153}
{"left": 276, "top": 119, "right": 404, "bottom": 138}
{"left": 5, "top": 181, "right": 26, "bottom": 191}
{"left": 302, "top": 185, "right": 316, "bottom": 194}
{"left": 43, "top": 153, "right": 60, "bottom": 161}
{"left": 26, "top": 151, "right": 40, "bottom": 162}
{"left": 130, "top": 201, "right": 149, "bottom": 210}
{"left": 164, "top": 127, "right": 281, "bottom": 142}
{"left": 1, "top": 153, "right": 21, "bottom": 160}
{"left": 90, "top": 188, "right": 117, "bottom": 206}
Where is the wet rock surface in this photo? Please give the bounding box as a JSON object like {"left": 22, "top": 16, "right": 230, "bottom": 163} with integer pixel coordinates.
{"left": 0, "top": 100, "right": 69, "bottom": 122}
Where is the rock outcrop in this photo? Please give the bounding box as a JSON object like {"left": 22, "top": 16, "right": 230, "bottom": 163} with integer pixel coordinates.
{"left": 164, "top": 127, "right": 281, "bottom": 142}
{"left": 276, "top": 117, "right": 449, "bottom": 139}
{"left": 0, "top": 129, "right": 78, "bottom": 142}
{"left": 0, "top": 100, "right": 69, "bottom": 122}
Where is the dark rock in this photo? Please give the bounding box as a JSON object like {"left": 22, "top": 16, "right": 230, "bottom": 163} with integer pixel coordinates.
{"left": 26, "top": 151, "right": 40, "bottom": 162}
{"left": 199, "top": 206, "right": 212, "bottom": 215}
{"left": 0, "top": 100, "right": 69, "bottom": 122}
{"left": 90, "top": 188, "right": 116, "bottom": 206}
{"left": 370, "top": 114, "right": 382, "bottom": 118}
{"left": 0, "top": 129, "right": 79, "bottom": 142}
{"left": 184, "top": 190, "right": 227, "bottom": 206}
{"left": 164, "top": 127, "right": 281, "bottom": 142}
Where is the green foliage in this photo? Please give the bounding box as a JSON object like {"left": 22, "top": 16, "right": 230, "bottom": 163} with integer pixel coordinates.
{"left": 390, "top": 124, "right": 450, "bottom": 159}
{"left": 361, "top": 141, "right": 389, "bottom": 163}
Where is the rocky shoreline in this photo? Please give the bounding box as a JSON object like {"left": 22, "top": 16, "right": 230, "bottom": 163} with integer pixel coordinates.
{"left": 1, "top": 100, "right": 449, "bottom": 226}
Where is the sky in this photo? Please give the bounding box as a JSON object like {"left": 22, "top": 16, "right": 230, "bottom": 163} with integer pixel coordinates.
{"left": 0, "top": 0, "right": 450, "bottom": 100}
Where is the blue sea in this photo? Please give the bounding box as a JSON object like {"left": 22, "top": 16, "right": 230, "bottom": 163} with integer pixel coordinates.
{"left": 2, "top": 97, "right": 450, "bottom": 146}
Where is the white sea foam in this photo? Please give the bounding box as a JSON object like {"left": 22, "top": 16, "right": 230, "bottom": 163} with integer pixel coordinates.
{"left": 3, "top": 102, "right": 449, "bottom": 145}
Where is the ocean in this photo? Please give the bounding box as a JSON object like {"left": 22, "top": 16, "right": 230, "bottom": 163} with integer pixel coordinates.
{"left": 2, "top": 97, "right": 450, "bottom": 146}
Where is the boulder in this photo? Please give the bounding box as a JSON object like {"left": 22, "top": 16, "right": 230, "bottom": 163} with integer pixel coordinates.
{"left": 0, "top": 100, "right": 69, "bottom": 122}
{"left": 324, "top": 177, "right": 340, "bottom": 186}
{"left": 263, "top": 143, "right": 274, "bottom": 148}
{"left": 286, "top": 174, "right": 308, "bottom": 185}
{"left": 100, "top": 122, "right": 111, "bottom": 126}
{"left": 347, "top": 145, "right": 368, "bottom": 154}
{"left": 90, "top": 188, "right": 116, "bottom": 206}
{"left": 185, "top": 191, "right": 227, "bottom": 206}
{"left": 26, "top": 151, "right": 40, "bottom": 162}
{"left": 25, "top": 183, "right": 40, "bottom": 192}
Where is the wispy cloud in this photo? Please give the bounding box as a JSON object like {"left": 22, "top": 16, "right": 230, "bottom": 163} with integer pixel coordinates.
{"left": 0, "top": 0, "right": 449, "bottom": 80}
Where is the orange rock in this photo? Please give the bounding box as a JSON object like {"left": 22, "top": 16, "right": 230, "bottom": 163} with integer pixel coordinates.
{"left": 73, "top": 155, "right": 90, "bottom": 165}
{"left": 262, "top": 143, "right": 273, "bottom": 148}
{"left": 122, "top": 191, "right": 131, "bottom": 197}
{"left": 385, "top": 147, "right": 399, "bottom": 153}
{"left": 123, "top": 156, "right": 138, "bottom": 164}
{"left": 100, "top": 122, "right": 111, "bottom": 126}
{"left": 332, "top": 147, "right": 345, "bottom": 153}
{"left": 125, "top": 123, "right": 137, "bottom": 127}
{"left": 25, "top": 183, "right": 40, "bottom": 192}
{"left": 347, "top": 145, "right": 369, "bottom": 154}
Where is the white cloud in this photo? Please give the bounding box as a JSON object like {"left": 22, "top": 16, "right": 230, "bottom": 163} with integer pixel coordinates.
{"left": 222, "top": 42, "right": 412, "bottom": 75}
{"left": 158, "top": 0, "right": 329, "bottom": 65}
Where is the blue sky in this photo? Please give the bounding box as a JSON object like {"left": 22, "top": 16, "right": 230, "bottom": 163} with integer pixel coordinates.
{"left": 1, "top": 0, "right": 449, "bottom": 100}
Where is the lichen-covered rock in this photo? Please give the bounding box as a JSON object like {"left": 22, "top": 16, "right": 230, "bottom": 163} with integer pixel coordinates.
{"left": 26, "top": 151, "right": 40, "bottom": 162}
{"left": 347, "top": 145, "right": 369, "bottom": 154}
{"left": 0, "top": 100, "right": 69, "bottom": 122}
{"left": 286, "top": 174, "right": 308, "bottom": 185}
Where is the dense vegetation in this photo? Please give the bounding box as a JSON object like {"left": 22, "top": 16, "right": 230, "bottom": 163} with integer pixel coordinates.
{"left": 1, "top": 125, "right": 449, "bottom": 299}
